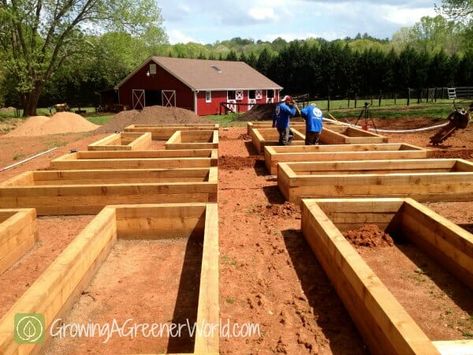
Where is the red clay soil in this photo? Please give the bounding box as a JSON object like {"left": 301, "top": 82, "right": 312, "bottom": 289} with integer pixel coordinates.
{"left": 44, "top": 238, "right": 203, "bottom": 354}
{"left": 0, "top": 216, "right": 94, "bottom": 318}
{"left": 219, "top": 128, "right": 366, "bottom": 354}
{"left": 343, "top": 224, "right": 394, "bottom": 248}
{"left": 359, "top": 241, "right": 473, "bottom": 340}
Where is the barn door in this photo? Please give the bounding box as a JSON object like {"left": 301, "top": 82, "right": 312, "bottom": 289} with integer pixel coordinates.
{"left": 132, "top": 89, "right": 145, "bottom": 110}
{"left": 162, "top": 90, "right": 176, "bottom": 107}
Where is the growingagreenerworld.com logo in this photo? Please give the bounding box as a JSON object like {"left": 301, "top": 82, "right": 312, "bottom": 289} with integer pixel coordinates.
{"left": 14, "top": 313, "right": 45, "bottom": 344}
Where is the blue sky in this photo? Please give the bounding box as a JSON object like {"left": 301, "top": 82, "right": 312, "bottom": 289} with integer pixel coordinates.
{"left": 158, "top": 0, "right": 438, "bottom": 44}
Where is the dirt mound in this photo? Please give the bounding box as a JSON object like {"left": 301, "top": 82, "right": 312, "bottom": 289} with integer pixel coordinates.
{"left": 96, "top": 106, "right": 211, "bottom": 133}
{"left": 5, "top": 112, "right": 97, "bottom": 137}
{"left": 238, "top": 103, "right": 276, "bottom": 121}
{"left": 343, "top": 224, "right": 394, "bottom": 248}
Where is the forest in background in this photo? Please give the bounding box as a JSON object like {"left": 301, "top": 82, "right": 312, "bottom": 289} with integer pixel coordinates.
{"left": 1, "top": 0, "right": 472, "bottom": 113}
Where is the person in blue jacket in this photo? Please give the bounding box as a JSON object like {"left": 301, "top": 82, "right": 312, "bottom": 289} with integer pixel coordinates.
{"left": 300, "top": 103, "right": 324, "bottom": 145}
{"left": 272, "top": 95, "right": 298, "bottom": 145}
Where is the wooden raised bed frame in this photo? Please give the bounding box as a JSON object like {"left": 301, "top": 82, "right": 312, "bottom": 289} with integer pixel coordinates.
{"left": 0, "top": 203, "right": 219, "bottom": 354}
{"left": 0, "top": 209, "right": 37, "bottom": 275}
{"left": 88, "top": 132, "right": 152, "bottom": 151}
{"left": 264, "top": 143, "right": 429, "bottom": 174}
{"left": 125, "top": 124, "right": 219, "bottom": 140}
{"left": 0, "top": 168, "right": 218, "bottom": 215}
{"left": 165, "top": 130, "right": 219, "bottom": 150}
{"left": 320, "top": 125, "right": 388, "bottom": 144}
{"left": 249, "top": 127, "right": 306, "bottom": 154}
{"left": 301, "top": 197, "right": 473, "bottom": 355}
{"left": 278, "top": 158, "right": 473, "bottom": 203}
{"left": 50, "top": 149, "right": 218, "bottom": 170}
{"left": 246, "top": 120, "right": 305, "bottom": 135}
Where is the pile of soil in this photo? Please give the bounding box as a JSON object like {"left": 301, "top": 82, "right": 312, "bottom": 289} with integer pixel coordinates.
{"left": 263, "top": 202, "right": 300, "bottom": 218}
{"left": 96, "top": 106, "right": 211, "bottom": 133}
{"left": 238, "top": 103, "right": 276, "bottom": 121}
{"left": 343, "top": 224, "right": 394, "bottom": 248}
{"left": 5, "top": 112, "right": 98, "bottom": 137}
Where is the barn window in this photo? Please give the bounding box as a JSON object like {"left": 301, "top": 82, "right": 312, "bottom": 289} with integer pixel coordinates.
{"left": 206, "top": 91, "right": 212, "bottom": 103}
{"left": 149, "top": 63, "right": 157, "bottom": 75}
{"left": 267, "top": 89, "right": 275, "bottom": 98}
{"left": 256, "top": 90, "right": 263, "bottom": 99}
{"left": 249, "top": 90, "right": 256, "bottom": 100}
{"left": 227, "top": 91, "right": 236, "bottom": 100}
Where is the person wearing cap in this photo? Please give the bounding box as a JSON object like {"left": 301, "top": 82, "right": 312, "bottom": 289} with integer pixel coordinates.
{"left": 301, "top": 103, "right": 323, "bottom": 145}
{"left": 272, "top": 95, "right": 298, "bottom": 145}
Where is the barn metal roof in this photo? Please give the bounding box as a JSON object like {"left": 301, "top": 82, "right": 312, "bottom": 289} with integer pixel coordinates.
{"left": 115, "top": 56, "right": 283, "bottom": 91}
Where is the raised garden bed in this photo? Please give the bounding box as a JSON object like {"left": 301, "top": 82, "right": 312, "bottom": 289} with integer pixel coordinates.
{"left": 264, "top": 143, "right": 429, "bottom": 174}
{"left": 278, "top": 159, "right": 473, "bottom": 203}
{"left": 246, "top": 120, "right": 305, "bottom": 135}
{"left": 88, "top": 132, "right": 152, "bottom": 151}
{"left": 0, "top": 203, "right": 219, "bottom": 354}
{"left": 301, "top": 197, "right": 473, "bottom": 354}
{"left": 0, "top": 209, "right": 37, "bottom": 275}
{"left": 0, "top": 168, "right": 218, "bottom": 215}
{"left": 320, "top": 125, "right": 388, "bottom": 144}
{"left": 50, "top": 149, "right": 218, "bottom": 170}
{"left": 125, "top": 124, "right": 219, "bottom": 140}
{"left": 165, "top": 130, "right": 219, "bottom": 150}
{"left": 249, "top": 127, "right": 306, "bottom": 154}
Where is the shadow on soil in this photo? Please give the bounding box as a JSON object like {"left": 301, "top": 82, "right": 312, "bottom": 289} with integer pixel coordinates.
{"left": 167, "top": 232, "right": 203, "bottom": 353}
{"left": 262, "top": 185, "right": 286, "bottom": 204}
{"left": 282, "top": 229, "right": 368, "bottom": 355}
{"left": 244, "top": 141, "right": 259, "bottom": 156}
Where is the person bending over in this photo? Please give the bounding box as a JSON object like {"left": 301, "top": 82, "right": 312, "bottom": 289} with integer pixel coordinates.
{"left": 273, "top": 95, "right": 297, "bottom": 145}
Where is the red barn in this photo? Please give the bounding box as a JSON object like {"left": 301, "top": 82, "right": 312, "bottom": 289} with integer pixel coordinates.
{"left": 114, "top": 56, "right": 283, "bottom": 115}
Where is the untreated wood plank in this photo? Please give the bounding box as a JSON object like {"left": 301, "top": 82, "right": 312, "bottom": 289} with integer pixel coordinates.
{"left": 0, "top": 168, "right": 218, "bottom": 215}
{"left": 165, "top": 130, "right": 219, "bottom": 150}
{"left": 264, "top": 143, "right": 429, "bottom": 174}
{"left": 278, "top": 159, "right": 473, "bottom": 203}
{"left": 301, "top": 198, "right": 439, "bottom": 354}
{"left": 88, "top": 132, "right": 152, "bottom": 151}
{"left": 0, "top": 209, "right": 37, "bottom": 275}
{"left": 125, "top": 124, "right": 219, "bottom": 140}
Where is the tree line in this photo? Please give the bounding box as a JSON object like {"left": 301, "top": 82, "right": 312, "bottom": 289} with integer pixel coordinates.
{"left": 0, "top": 0, "right": 472, "bottom": 114}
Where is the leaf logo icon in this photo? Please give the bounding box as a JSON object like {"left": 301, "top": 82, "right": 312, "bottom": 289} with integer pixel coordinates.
{"left": 14, "top": 313, "right": 45, "bottom": 344}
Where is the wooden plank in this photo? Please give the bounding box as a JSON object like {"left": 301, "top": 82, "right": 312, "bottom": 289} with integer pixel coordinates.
{"left": 399, "top": 199, "right": 473, "bottom": 287}
{"left": 0, "top": 209, "right": 37, "bottom": 275}
{"left": 88, "top": 132, "right": 152, "bottom": 151}
{"left": 0, "top": 207, "right": 117, "bottom": 354}
{"left": 165, "top": 130, "right": 219, "bottom": 150}
{"left": 0, "top": 203, "right": 220, "bottom": 354}
{"left": 0, "top": 169, "right": 218, "bottom": 215}
{"left": 433, "top": 340, "right": 473, "bottom": 355}
{"left": 124, "top": 124, "right": 219, "bottom": 140}
{"left": 301, "top": 199, "right": 439, "bottom": 354}
{"left": 264, "top": 144, "right": 429, "bottom": 174}
{"left": 278, "top": 159, "right": 473, "bottom": 203}
{"left": 194, "top": 203, "right": 219, "bottom": 354}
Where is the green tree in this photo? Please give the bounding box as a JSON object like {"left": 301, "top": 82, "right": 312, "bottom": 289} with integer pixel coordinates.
{"left": 0, "top": 0, "right": 167, "bottom": 116}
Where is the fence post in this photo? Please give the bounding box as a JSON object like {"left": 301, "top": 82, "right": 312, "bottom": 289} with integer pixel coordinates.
{"left": 394, "top": 93, "right": 397, "bottom": 105}
{"left": 407, "top": 88, "right": 411, "bottom": 106}
{"left": 354, "top": 95, "right": 357, "bottom": 109}
{"left": 327, "top": 95, "right": 331, "bottom": 112}
{"left": 378, "top": 91, "right": 382, "bottom": 107}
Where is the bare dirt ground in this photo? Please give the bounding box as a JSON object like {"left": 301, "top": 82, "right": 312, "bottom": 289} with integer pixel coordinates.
{"left": 1, "top": 118, "right": 473, "bottom": 353}
{"left": 0, "top": 216, "right": 94, "bottom": 318}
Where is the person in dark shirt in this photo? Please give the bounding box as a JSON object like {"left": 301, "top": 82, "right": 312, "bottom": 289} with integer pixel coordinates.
{"left": 273, "top": 95, "right": 297, "bottom": 145}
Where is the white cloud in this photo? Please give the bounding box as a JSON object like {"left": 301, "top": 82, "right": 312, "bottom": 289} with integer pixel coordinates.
{"left": 168, "top": 30, "right": 200, "bottom": 44}
{"left": 380, "top": 6, "right": 436, "bottom": 25}
{"left": 248, "top": 7, "right": 278, "bottom": 21}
